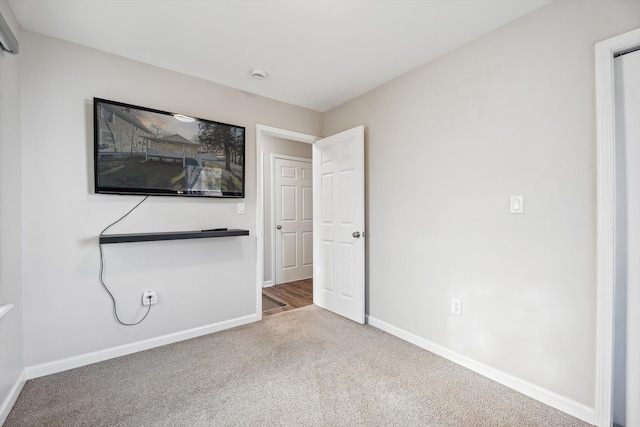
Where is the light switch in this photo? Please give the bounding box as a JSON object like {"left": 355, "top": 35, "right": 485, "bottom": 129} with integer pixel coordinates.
{"left": 237, "top": 202, "right": 245, "bottom": 214}
{"left": 510, "top": 195, "right": 524, "bottom": 214}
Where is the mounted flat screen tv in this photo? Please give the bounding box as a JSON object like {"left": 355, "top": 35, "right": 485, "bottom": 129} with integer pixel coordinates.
{"left": 94, "top": 98, "right": 245, "bottom": 198}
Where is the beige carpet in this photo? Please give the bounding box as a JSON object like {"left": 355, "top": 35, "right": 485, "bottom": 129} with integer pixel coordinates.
{"left": 6, "top": 305, "right": 590, "bottom": 426}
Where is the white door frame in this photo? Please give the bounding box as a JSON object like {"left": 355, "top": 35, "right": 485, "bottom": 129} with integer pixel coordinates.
{"left": 271, "top": 154, "right": 313, "bottom": 286}
{"left": 256, "top": 125, "right": 320, "bottom": 316}
{"left": 595, "top": 27, "right": 640, "bottom": 427}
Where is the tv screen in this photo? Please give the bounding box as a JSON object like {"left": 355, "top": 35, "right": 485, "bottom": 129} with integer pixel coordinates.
{"left": 94, "top": 98, "right": 245, "bottom": 198}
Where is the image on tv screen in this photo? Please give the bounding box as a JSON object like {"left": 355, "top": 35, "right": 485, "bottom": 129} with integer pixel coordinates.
{"left": 94, "top": 98, "right": 245, "bottom": 198}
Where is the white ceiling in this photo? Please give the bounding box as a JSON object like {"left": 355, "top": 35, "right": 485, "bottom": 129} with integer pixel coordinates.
{"left": 8, "top": 0, "right": 552, "bottom": 112}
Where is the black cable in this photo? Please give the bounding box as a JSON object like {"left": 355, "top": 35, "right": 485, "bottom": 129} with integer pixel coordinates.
{"left": 99, "top": 196, "right": 152, "bottom": 326}
{"left": 99, "top": 195, "right": 149, "bottom": 236}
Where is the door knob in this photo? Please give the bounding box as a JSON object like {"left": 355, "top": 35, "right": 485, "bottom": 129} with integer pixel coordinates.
{"left": 277, "top": 225, "right": 282, "bottom": 230}
{"left": 352, "top": 231, "right": 361, "bottom": 238}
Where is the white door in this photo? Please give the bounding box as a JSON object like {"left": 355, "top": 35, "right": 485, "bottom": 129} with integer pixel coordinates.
{"left": 274, "top": 157, "right": 313, "bottom": 284}
{"left": 614, "top": 47, "right": 640, "bottom": 427}
{"left": 313, "top": 126, "right": 365, "bottom": 324}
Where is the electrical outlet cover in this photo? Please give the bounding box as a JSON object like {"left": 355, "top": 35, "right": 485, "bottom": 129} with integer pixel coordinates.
{"left": 451, "top": 298, "right": 462, "bottom": 316}
{"left": 142, "top": 290, "right": 157, "bottom": 306}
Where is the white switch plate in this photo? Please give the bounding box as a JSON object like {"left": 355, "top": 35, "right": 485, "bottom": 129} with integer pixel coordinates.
{"left": 451, "top": 298, "right": 462, "bottom": 316}
{"left": 510, "top": 195, "right": 524, "bottom": 214}
{"left": 237, "top": 202, "right": 245, "bottom": 214}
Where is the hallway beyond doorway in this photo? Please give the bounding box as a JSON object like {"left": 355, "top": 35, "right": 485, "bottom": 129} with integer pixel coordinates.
{"left": 262, "top": 279, "right": 312, "bottom": 317}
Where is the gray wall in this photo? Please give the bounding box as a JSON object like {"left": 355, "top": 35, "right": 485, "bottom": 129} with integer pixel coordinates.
{"left": 19, "top": 31, "right": 321, "bottom": 367}
{"left": 262, "top": 136, "right": 313, "bottom": 285}
{"left": 0, "top": 0, "right": 23, "bottom": 420}
{"left": 322, "top": 0, "right": 640, "bottom": 407}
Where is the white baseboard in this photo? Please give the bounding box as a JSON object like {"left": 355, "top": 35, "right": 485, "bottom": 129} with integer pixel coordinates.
{"left": 0, "top": 369, "right": 26, "bottom": 426}
{"left": 366, "top": 315, "right": 597, "bottom": 425}
{"left": 26, "top": 313, "right": 260, "bottom": 380}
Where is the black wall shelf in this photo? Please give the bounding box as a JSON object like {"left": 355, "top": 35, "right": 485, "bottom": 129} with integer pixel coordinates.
{"left": 100, "top": 229, "right": 249, "bottom": 244}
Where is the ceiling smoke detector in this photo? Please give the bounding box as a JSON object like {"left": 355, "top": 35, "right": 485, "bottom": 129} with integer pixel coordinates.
{"left": 250, "top": 68, "right": 267, "bottom": 80}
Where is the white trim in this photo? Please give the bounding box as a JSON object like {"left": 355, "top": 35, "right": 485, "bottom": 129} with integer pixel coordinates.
{"left": 25, "top": 313, "right": 259, "bottom": 380}
{"left": 263, "top": 280, "right": 274, "bottom": 288}
{"left": 271, "top": 154, "right": 312, "bottom": 286}
{"left": 367, "top": 315, "right": 597, "bottom": 425}
{"left": 257, "top": 125, "right": 319, "bottom": 144}
{"left": 255, "top": 125, "right": 319, "bottom": 319}
{"left": 595, "top": 27, "right": 640, "bottom": 427}
{"left": 271, "top": 154, "right": 314, "bottom": 162}
{"left": 0, "top": 369, "right": 26, "bottom": 426}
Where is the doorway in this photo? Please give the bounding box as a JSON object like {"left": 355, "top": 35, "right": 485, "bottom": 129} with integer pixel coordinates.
{"left": 595, "top": 27, "right": 640, "bottom": 427}
{"left": 256, "top": 124, "right": 366, "bottom": 324}
{"left": 266, "top": 151, "right": 314, "bottom": 313}
{"left": 612, "top": 46, "right": 640, "bottom": 427}
{"left": 255, "top": 125, "right": 319, "bottom": 316}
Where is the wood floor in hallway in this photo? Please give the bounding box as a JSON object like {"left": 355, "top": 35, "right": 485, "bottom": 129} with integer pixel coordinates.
{"left": 262, "top": 278, "right": 313, "bottom": 317}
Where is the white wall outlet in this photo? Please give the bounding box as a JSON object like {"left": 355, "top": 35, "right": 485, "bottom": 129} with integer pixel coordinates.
{"left": 510, "top": 195, "right": 524, "bottom": 214}
{"left": 451, "top": 298, "right": 462, "bottom": 316}
{"left": 142, "top": 290, "right": 157, "bottom": 306}
{"left": 237, "top": 202, "right": 245, "bottom": 214}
